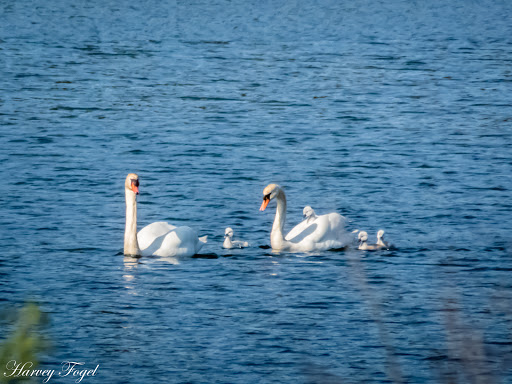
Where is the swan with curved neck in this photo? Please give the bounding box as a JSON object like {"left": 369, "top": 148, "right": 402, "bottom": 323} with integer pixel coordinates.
{"left": 124, "top": 173, "right": 207, "bottom": 257}
{"left": 259, "top": 184, "right": 352, "bottom": 252}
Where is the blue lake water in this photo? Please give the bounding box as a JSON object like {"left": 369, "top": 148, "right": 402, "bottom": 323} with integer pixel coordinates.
{"left": 1, "top": 0, "right": 512, "bottom": 382}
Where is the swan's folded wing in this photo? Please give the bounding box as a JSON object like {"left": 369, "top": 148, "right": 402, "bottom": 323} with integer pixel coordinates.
{"left": 158, "top": 226, "right": 202, "bottom": 257}
{"left": 286, "top": 223, "right": 318, "bottom": 244}
{"left": 285, "top": 220, "right": 310, "bottom": 241}
{"left": 327, "top": 213, "right": 346, "bottom": 230}
{"left": 138, "top": 221, "right": 176, "bottom": 250}
{"left": 304, "top": 213, "right": 347, "bottom": 244}
{"left": 140, "top": 234, "right": 167, "bottom": 256}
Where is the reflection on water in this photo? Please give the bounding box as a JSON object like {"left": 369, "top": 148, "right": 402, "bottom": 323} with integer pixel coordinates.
{"left": 122, "top": 256, "right": 139, "bottom": 294}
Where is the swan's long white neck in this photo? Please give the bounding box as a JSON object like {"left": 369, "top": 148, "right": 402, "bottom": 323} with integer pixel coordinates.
{"left": 124, "top": 189, "right": 141, "bottom": 256}
{"left": 271, "top": 190, "right": 287, "bottom": 250}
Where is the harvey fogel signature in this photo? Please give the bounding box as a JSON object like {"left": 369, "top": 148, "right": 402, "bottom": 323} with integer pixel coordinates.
{"left": 3, "top": 360, "right": 99, "bottom": 383}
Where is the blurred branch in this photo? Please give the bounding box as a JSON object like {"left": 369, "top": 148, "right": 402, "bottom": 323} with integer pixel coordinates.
{"left": 0, "top": 302, "right": 50, "bottom": 384}
{"left": 348, "top": 255, "right": 404, "bottom": 384}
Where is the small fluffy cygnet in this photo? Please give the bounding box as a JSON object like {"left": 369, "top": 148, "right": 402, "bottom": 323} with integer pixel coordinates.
{"left": 303, "top": 206, "right": 317, "bottom": 223}
{"left": 223, "top": 227, "right": 249, "bottom": 249}
{"left": 358, "top": 231, "right": 379, "bottom": 250}
{"left": 376, "top": 230, "right": 389, "bottom": 248}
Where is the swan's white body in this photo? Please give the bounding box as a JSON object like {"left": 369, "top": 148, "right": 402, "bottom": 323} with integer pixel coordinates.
{"left": 124, "top": 173, "right": 207, "bottom": 257}
{"left": 223, "top": 227, "right": 249, "bottom": 249}
{"left": 137, "top": 221, "right": 207, "bottom": 257}
{"left": 283, "top": 206, "right": 317, "bottom": 241}
{"left": 260, "top": 184, "right": 352, "bottom": 252}
{"left": 358, "top": 230, "right": 386, "bottom": 250}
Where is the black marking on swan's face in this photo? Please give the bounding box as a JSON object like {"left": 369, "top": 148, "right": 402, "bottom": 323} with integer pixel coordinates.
{"left": 129, "top": 177, "right": 140, "bottom": 195}
{"left": 263, "top": 193, "right": 271, "bottom": 202}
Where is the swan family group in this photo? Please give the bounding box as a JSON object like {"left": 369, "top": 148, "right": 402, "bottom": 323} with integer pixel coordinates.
{"left": 124, "top": 173, "right": 388, "bottom": 257}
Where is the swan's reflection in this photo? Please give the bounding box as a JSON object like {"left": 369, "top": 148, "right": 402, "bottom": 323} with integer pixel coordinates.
{"left": 123, "top": 255, "right": 141, "bottom": 294}
{"left": 149, "top": 256, "right": 180, "bottom": 265}
{"left": 123, "top": 255, "right": 141, "bottom": 270}
{"left": 123, "top": 255, "right": 180, "bottom": 293}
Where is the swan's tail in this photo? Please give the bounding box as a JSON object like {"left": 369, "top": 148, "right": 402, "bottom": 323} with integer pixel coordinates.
{"left": 195, "top": 235, "right": 208, "bottom": 253}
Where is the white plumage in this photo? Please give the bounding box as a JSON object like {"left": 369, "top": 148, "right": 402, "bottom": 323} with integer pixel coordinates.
{"left": 223, "top": 227, "right": 249, "bottom": 249}
{"left": 260, "top": 184, "right": 353, "bottom": 252}
{"left": 358, "top": 230, "right": 387, "bottom": 251}
{"left": 124, "top": 173, "right": 207, "bottom": 257}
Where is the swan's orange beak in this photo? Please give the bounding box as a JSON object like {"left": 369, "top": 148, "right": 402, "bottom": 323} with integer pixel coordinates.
{"left": 260, "top": 198, "right": 269, "bottom": 211}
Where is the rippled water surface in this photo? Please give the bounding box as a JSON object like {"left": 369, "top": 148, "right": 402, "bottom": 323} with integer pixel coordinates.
{"left": 2, "top": 1, "right": 512, "bottom": 383}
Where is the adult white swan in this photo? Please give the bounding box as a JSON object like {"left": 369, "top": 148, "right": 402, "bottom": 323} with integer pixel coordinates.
{"left": 259, "top": 184, "right": 353, "bottom": 252}
{"left": 124, "top": 173, "right": 207, "bottom": 257}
